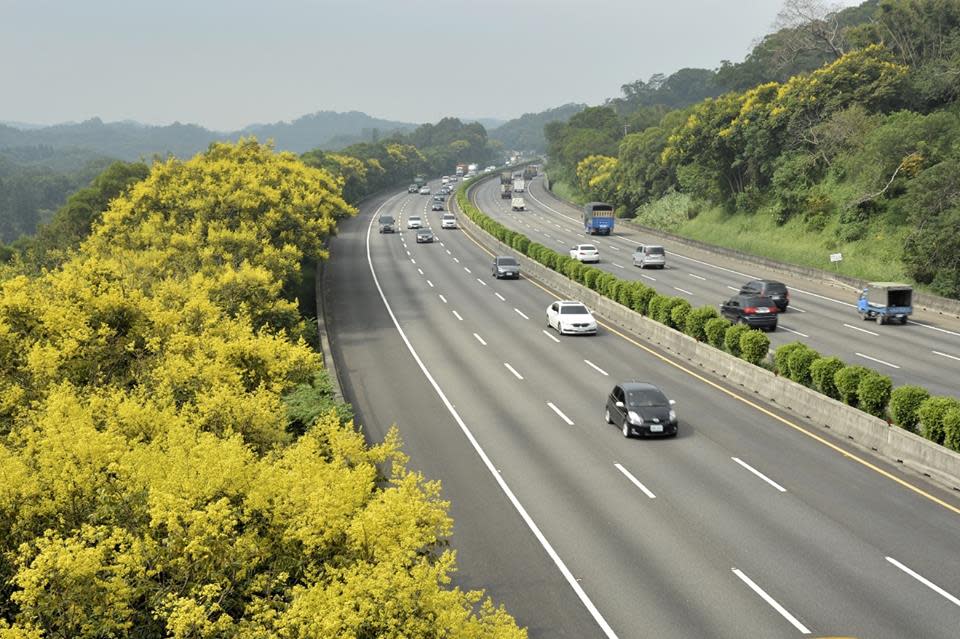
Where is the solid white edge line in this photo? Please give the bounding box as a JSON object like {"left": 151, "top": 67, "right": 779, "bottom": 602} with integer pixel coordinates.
{"left": 365, "top": 197, "right": 619, "bottom": 639}
{"left": 515, "top": 308, "right": 530, "bottom": 320}
{"left": 932, "top": 350, "right": 960, "bottom": 362}
{"left": 584, "top": 360, "right": 609, "bottom": 376}
{"left": 504, "top": 362, "right": 524, "bottom": 380}
{"left": 731, "top": 457, "right": 787, "bottom": 492}
{"left": 843, "top": 323, "right": 879, "bottom": 336}
{"left": 614, "top": 463, "right": 656, "bottom": 499}
{"left": 885, "top": 556, "right": 960, "bottom": 608}
{"left": 547, "top": 401, "right": 575, "bottom": 425}
{"left": 542, "top": 329, "right": 561, "bottom": 343}
{"left": 731, "top": 568, "right": 811, "bottom": 634}
{"left": 473, "top": 333, "right": 487, "bottom": 346}
{"left": 855, "top": 352, "right": 901, "bottom": 369}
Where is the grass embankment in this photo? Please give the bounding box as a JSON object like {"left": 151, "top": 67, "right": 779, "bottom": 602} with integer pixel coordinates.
{"left": 553, "top": 179, "right": 910, "bottom": 284}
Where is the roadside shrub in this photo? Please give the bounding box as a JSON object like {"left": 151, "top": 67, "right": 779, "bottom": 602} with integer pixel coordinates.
{"left": 834, "top": 365, "right": 871, "bottom": 406}
{"left": 512, "top": 235, "right": 529, "bottom": 254}
{"left": 705, "top": 317, "right": 731, "bottom": 348}
{"left": 632, "top": 284, "right": 657, "bottom": 315}
{"left": 564, "top": 260, "right": 584, "bottom": 282}
{"left": 889, "top": 385, "right": 930, "bottom": 432}
{"left": 857, "top": 372, "right": 893, "bottom": 418}
{"left": 647, "top": 294, "right": 667, "bottom": 322}
{"left": 596, "top": 273, "right": 617, "bottom": 297}
{"left": 786, "top": 345, "right": 820, "bottom": 386}
{"left": 724, "top": 323, "right": 751, "bottom": 357}
{"left": 739, "top": 330, "right": 771, "bottom": 365}
{"left": 943, "top": 408, "right": 960, "bottom": 452}
{"left": 684, "top": 306, "right": 719, "bottom": 341}
{"left": 554, "top": 255, "right": 574, "bottom": 275}
{"left": 917, "top": 396, "right": 960, "bottom": 444}
{"left": 657, "top": 296, "right": 687, "bottom": 327}
{"left": 605, "top": 278, "right": 622, "bottom": 302}
{"left": 774, "top": 342, "right": 806, "bottom": 377}
{"left": 669, "top": 298, "right": 692, "bottom": 330}
{"left": 583, "top": 268, "right": 600, "bottom": 290}
{"left": 810, "top": 356, "right": 844, "bottom": 399}
{"left": 540, "top": 250, "right": 556, "bottom": 270}
{"left": 617, "top": 282, "right": 635, "bottom": 307}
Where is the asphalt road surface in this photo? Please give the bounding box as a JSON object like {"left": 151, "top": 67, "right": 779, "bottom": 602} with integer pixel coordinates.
{"left": 324, "top": 180, "right": 960, "bottom": 639}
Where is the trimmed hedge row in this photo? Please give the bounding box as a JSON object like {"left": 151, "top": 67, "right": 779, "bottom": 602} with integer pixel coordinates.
{"left": 455, "top": 187, "right": 771, "bottom": 375}
{"left": 457, "top": 182, "right": 960, "bottom": 453}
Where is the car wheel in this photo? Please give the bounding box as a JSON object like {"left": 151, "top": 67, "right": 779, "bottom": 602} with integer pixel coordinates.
{"left": 622, "top": 421, "right": 630, "bottom": 438}
{"left": 605, "top": 408, "right": 612, "bottom": 424}
{"left": 876, "top": 314, "right": 885, "bottom": 326}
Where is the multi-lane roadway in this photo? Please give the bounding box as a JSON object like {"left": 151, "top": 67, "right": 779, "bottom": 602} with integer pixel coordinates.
{"left": 475, "top": 176, "right": 960, "bottom": 398}
{"left": 324, "top": 180, "right": 960, "bottom": 639}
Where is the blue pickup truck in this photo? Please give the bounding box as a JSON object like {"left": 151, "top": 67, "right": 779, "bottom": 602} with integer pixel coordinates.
{"left": 583, "top": 202, "right": 615, "bottom": 235}
{"left": 857, "top": 282, "right": 913, "bottom": 325}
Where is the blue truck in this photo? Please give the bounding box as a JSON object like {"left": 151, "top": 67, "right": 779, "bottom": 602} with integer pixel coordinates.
{"left": 857, "top": 282, "right": 913, "bottom": 325}
{"left": 583, "top": 202, "right": 615, "bottom": 235}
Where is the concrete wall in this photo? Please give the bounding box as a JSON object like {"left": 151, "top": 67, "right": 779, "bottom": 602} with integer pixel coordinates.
{"left": 456, "top": 183, "right": 960, "bottom": 490}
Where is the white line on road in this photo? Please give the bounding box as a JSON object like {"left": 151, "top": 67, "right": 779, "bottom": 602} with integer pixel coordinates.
{"left": 452, "top": 310, "right": 463, "bottom": 321}
{"left": 932, "top": 350, "right": 960, "bottom": 362}
{"left": 544, "top": 233, "right": 552, "bottom": 238}
{"left": 417, "top": 268, "right": 424, "bottom": 275}
{"left": 495, "top": 292, "right": 506, "bottom": 302}
{"left": 446, "top": 249, "right": 451, "bottom": 255}
{"left": 453, "top": 257, "right": 460, "bottom": 263}
{"left": 514, "top": 308, "right": 530, "bottom": 320}
{"left": 614, "top": 463, "right": 656, "bottom": 499}
{"left": 727, "top": 285, "right": 740, "bottom": 292}
{"left": 732, "top": 457, "right": 787, "bottom": 492}
{"left": 584, "top": 360, "right": 609, "bottom": 376}
{"left": 608, "top": 245, "right": 620, "bottom": 251}
{"left": 613, "top": 263, "right": 625, "bottom": 269}
{"left": 732, "top": 568, "right": 810, "bottom": 634}
{"left": 476, "top": 278, "right": 487, "bottom": 286}
{"left": 406, "top": 250, "right": 411, "bottom": 256}
{"left": 886, "top": 556, "right": 960, "bottom": 608}
{"left": 789, "top": 305, "right": 808, "bottom": 313}
{"left": 542, "top": 329, "right": 561, "bottom": 343}
{"left": 464, "top": 267, "right": 472, "bottom": 274}
{"left": 843, "top": 323, "right": 879, "bottom": 336}
{"left": 778, "top": 326, "right": 809, "bottom": 338}
{"left": 473, "top": 333, "right": 487, "bottom": 346}
{"left": 674, "top": 287, "right": 694, "bottom": 295}
{"left": 547, "top": 402, "right": 574, "bottom": 425}
{"left": 855, "top": 352, "right": 901, "bottom": 369}
{"left": 689, "top": 273, "right": 707, "bottom": 281}
{"left": 504, "top": 362, "right": 524, "bottom": 380}
{"left": 641, "top": 274, "right": 657, "bottom": 282}
{"left": 438, "top": 294, "right": 447, "bottom": 303}
{"left": 427, "top": 280, "right": 434, "bottom": 288}
{"left": 410, "top": 259, "right": 416, "bottom": 265}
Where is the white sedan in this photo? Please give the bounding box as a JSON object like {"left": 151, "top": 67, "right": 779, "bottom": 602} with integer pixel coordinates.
{"left": 407, "top": 215, "right": 423, "bottom": 229}
{"left": 546, "top": 300, "right": 597, "bottom": 335}
{"left": 570, "top": 244, "right": 600, "bottom": 263}
{"left": 441, "top": 213, "right": 457, "bottom": 229}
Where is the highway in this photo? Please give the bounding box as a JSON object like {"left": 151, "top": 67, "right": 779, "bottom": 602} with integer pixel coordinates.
{"left": 475, "top": 176, "right": 960, "bottom": 399}
{"left": 324, "top": 180, "right": 960, "bottom": 639}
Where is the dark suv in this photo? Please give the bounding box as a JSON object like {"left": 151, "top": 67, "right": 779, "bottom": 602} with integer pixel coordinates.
{"left": 720, "top": 295, "right": 779, "bottom": 330}
{"left": 378, "top": 215, "right": 396, "bottom": 233}
{"left": 739, "top": 280, "right": 789, "bottom": 311}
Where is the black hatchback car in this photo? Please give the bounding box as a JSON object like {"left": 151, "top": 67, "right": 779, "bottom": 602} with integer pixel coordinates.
{"left": 605, "top": 382, "right": 677, "bottom": 438}
{"left": 739, "top": 280, "right": 789, "bottom": 311}
{"left": 720, "top": 294, "right": 779, "bottom": 330}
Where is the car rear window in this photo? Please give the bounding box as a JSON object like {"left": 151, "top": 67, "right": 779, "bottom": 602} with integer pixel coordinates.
{"left": 765, "top": 283, "right": 787, "bottom": 294}
{"left": 560, "top": 304, "right": 588, "bottom": 314}
{"left": 645, "top": 246, "right": 665, "bottom": 255}
{"left": 743, "top": 296, "right": 775, "bottom": 307}
{"left": 380, "top": 216, "right": 394, "bottom": 223}
{"left": 580, "top": 245, "right": 597, "bottom": 251}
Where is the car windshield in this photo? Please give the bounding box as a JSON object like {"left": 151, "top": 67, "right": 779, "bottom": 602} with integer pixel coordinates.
{"left": 560, "top": 304, "right": 588, "bottom": 315}
{"left": 579, "top": 245, "right": 597, "bottom": 252}
{"left": 646, "top": 246, "right": 665, "bottom": 255}
{"left": 498, "top": 258, "right": 518, "bottom": 266}
{"left": 626, "top": 389, "right": 668, "bottom": 407}
{"left": 380, "top": 216, "right": 394, "bottom": 223}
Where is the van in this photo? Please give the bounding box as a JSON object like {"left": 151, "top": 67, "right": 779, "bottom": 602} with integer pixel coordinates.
{"left": 378, "top": 215, "right": 396, "bottom": 233}
{"left": 632, "top": 244, "right": 665, "bottom": 269}
{"left": 511, "top": 196, "right": 525, "bottom": 211}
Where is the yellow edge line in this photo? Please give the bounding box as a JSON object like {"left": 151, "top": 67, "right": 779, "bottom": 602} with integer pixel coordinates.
{"left": 459, "top": 185, "right": 960, "bottom": 516}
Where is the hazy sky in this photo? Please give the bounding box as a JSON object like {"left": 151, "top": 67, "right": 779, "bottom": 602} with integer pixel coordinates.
{"left": 2, "top": 0, "right": 864, "bottom": 130}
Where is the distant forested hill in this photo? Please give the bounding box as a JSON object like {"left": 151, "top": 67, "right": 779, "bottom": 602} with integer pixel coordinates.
{"left": 489, "top": 103, "right": 587, "bottom": 152}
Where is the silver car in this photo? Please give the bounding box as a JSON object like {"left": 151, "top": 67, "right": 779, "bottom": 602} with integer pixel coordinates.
{"left": 633, "top": 244, "right": 665, "bottom": 269}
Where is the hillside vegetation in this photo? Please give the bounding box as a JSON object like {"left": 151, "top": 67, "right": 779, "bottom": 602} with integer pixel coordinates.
{"left": 545, "top": 0, "right": 960, "bottom": 299}
{"left": 0, "top": 139, "right": 524, "bottom": 637}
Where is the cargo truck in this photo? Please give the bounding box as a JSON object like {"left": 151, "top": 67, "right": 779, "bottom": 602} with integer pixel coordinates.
{"left": 511, "top": 196, "right": 525, "bottom": 211}
{"left": 512, "top": 178, "right": 525, "bottom": 193}
{"left": 523, "top": 165, "right": 538, "bottom": 180}
{"left": 582, "top": 202, "right": 615, "bottom": 235}
{"left": 857, "top": 282, "right": 913, "bottom": 325}
{"left": 500, "top": 183, "right": 512, "bottom": 199}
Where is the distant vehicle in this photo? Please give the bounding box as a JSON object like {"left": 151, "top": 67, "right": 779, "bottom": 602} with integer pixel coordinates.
{"left": 720, "top": 294, "right": 778, "bottom": 331}
{"left": 500, "top": 183, "right": 512, "bottom": 199}
{"left": 605, "top": 382, "right": 678, "bottom": 438}
{"left": 569, "top": 244, "right": 600, "bottom": 263}
{"left": 512, "top": 178, "right": 525, "bottom": 193}
{"left": 407, "top": 184, "right": 419, "bottom": 193}
{"left": 448, "top": 175, "right": 458, "bottom": 182}
{"left": 467, "top": 163, "right": 478, "bottom": 173}
{"left": 511, "top": 196, "right": 525, "bottom": 211}
{"left": 500, "top": 172, "right": 513, "bottom": 185}
{"left": 378, "top": 215, "right": 396, "bottom": 233}
{"left": 416, "top": 228, "right": 435, "bottom": 243}
{"left": 583, "top": 202, "right": 615, "bottom": 235}
{"left": 523, "top": 165, "right": 538, "bottom": 180}
{"left": 455, "top": 163, "right": 467, "bottom": 176}
{"left": 441, "top": 176, "right": 449, "bottom": 184}
{"left": 492, "top": 255, "right": 520, "bottom": 279}
{"left": 431, "top": 201, "right": 444, "bottom": 211}
{"left": 739, "top": 280, "right": 789, "bottom": 312}
{"left": 632, "top": 244, "right": 665, "bottom": 269}
{"left": 858, "top": 282, "right": 913, "bottom": 325}
{"left": 414, "top": 174, "right": 427, "bottom": 187}
{"left": 441, "top": 213, "right": 457, "bottom": 229}
{"left": 485, "top": 165, "right": 497, "bottom": 172}
{"left": 419, "top": 186, "right": 431, "bottom": 195}
{"left": 433, "top": 194, "right": 444, "bottom": 201}
{"left": 406, "top": 215, "right": 423, "bottom": 229}
{"left": 546, "top": 300, "right": 597, "bottom": 335}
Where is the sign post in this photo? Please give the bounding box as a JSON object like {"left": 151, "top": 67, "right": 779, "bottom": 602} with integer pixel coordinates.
{"left": 830, "top": 252, "right": 843, "bottom": 272}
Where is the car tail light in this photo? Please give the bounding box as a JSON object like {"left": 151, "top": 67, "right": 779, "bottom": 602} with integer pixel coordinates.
{"left": 743, "top": 306, "right": 757, "bottom": 314}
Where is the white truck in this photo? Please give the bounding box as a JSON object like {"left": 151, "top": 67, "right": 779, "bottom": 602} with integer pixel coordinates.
{"left": 511, "top": 196, "right": 525, "bottom": 211}
{"left": 512, "top": 178, "right": 525, "bottom": 193}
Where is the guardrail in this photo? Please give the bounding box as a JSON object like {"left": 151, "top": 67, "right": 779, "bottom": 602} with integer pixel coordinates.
{"left": 456, "top": 173, "right": 960, "bottom": 491}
